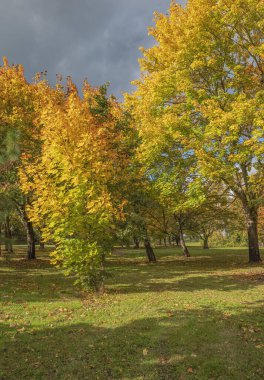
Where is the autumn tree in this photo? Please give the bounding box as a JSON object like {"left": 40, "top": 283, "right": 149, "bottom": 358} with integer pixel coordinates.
{"left": 20, "top": 80, "right": 134, "bottom": 290}
{"left": 124, "top": 93, "right": 205, "bottom": 257}
{"left": 127, "top": 0, "right": 264, "bottom": 262}
{"left": 0, "top": 58, "right": 42, "bottom": 259}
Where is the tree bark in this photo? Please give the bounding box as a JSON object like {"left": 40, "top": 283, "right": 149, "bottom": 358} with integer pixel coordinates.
{"left": 245, "top": 210, "right": 261, "bottom": 262}
{"left": 237, "top": 174, "right": 261, "bottom": 262}
{"left": 15, "top": 202, "right": 36, "bottom": 260}
{"left": 179, "top": 228, "right": 190, "bottom": 257}
{"left": 174, "top": 235, "right": 180, "bottom": 246}
{"left": 203, "top": 236, "right": 209, "bottom": 249}
{"left": 144, "top": 238, "right": 156, "bottom": 263}
{"left": 25, "top": 221, "right": 36, "bottom": 260}
{"left": 174, "top": 214, "right": 190, "bottom": 257}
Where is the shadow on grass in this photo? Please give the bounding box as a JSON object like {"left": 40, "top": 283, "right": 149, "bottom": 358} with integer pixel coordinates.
{"left": 1, "top": 247, "right": 264, "bottom": 303}
{"left": 111, "top": 246, "right": 264, "bottom": 273}
{"left": 0, "top": 258, "right": 80, "bottom": 303}
{"left": 1, "top": 305, "right": 264, "bottom": 379}
{"left": 107, "top": 249, "right": 264, "bottom": 295}
{"left": 107, "top": 273, "right": 264, "bottom": 294}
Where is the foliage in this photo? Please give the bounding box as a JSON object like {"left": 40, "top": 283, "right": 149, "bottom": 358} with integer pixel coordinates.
{"left": 126, "top": 0, "right": 264, "bottom": 261}
{"left": 1, "top": 0, "right": 264, "bottom": 288}
{"left": 20, "top": 80, "right": 134, "bottom": 290}
{"left": 0, "top": 58, "right": 43, "bottom": 258}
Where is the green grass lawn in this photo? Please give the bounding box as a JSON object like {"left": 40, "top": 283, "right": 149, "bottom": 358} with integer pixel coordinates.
{"left": 1, "top": 245, "right": 264, "bottom": 380}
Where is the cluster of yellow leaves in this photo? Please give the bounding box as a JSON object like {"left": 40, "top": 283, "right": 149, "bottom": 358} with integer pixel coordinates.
{"left": 0, "top": 58, "right": 38, "bottom": 169}
{"left": 126, "top": 0, "right": 264, "bottom": 210}
{"left": 1, "top": 68, "right": 132, "bottom": 288}
{"left": 0, "top": 56, "right": 136, "bottom": 288}
{"left": 26, "top": 81, "right": 132, "bottom": 287}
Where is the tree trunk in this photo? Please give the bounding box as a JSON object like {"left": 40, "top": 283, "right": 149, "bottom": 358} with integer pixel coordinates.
{"left": 246, "top": 211, "right": 261, "bottom": 262}
{"left": 179, "top": 219, "right": 190, "bottom": 257}
{"left": 179, "top": 229, "right": 190, "bottom": 257}
{"left": 174, "top": 235, "right": 180, "bottom": 246}
{"left": 203, "top": 236, "right": 209, "bottom": 249}
{"left": 144, "top": 238, "right": 156, "bottom": 263}
{"left": 26, "top": 221, "right": 36, "bottom": 260}
{"left": 173, "top": 213, "right": 190, "bottom": 256}
{"left": 39, "top": 241, "right": 45, "bottom": 249}
{"left": 4, "top": 215, "right": 13, "bottom": 253}
{"left": 133, "top": 236, "right": 140, "bottom": 249}
{"left": 163, "top": 237, "right": 167, "bottom": 247}
{"left": 16, "top": 202, "right": 36, "bottom": 260}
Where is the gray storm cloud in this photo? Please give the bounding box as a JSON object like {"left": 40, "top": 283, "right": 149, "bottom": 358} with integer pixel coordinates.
{"left": 0, "top": 0, "right": 185, "bottom": 97}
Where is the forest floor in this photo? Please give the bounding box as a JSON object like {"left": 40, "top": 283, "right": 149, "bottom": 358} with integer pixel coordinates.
{"left": 1, "top": 245, "right": 264, "bottom": 380}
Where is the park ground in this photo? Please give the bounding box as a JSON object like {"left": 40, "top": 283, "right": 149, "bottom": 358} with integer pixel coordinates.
{"left": 1, "top": 245, "right": 264, "bottom": 380}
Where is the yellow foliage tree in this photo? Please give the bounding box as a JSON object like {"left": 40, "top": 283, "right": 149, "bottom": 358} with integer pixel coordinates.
{"left": 0, "top": 58, "right": 42, "bottom": 259}
{"left": 127, "top": 0, "right": 264, "bottom": 262}
{"left": 20, "top": 79, "right": 133, "bottom": 290}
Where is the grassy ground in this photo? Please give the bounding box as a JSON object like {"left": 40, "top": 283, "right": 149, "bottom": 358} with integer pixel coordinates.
{"left": 1, "top": 245, "right": 264, "bottom": 380}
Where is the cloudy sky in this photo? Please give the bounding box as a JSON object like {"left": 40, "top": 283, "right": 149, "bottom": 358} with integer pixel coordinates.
{"left": 0, "top": 0, "right": 186, "bottom": 98}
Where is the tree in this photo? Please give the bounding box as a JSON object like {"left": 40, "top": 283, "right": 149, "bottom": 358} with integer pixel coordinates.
{"left": 125, "top": 89, "right": 205, "bottom": 257}
{"left": 186, "top": 186, "right": 237, "bottom": 249}
{"left": 20, "top": 79, "right": 134, "bottom": 290}
{"left": 126, "top": 0, "right": 264, "bottom": 262}
{"left": 0, "top": 58, "right": 41, "bottom": 259}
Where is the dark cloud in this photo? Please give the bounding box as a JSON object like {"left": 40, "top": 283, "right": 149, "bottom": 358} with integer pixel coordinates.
{"left": 0, "top": 0, "right": 185, "bottom": 97}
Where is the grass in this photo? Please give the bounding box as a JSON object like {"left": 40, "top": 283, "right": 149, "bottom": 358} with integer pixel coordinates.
{"left": 1, "top": 245, "right": 264, "bottom": 380}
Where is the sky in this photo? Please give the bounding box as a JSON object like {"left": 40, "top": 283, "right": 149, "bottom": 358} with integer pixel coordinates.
{"left": 0, "top": 0, "right": 185, "bottom": 98}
